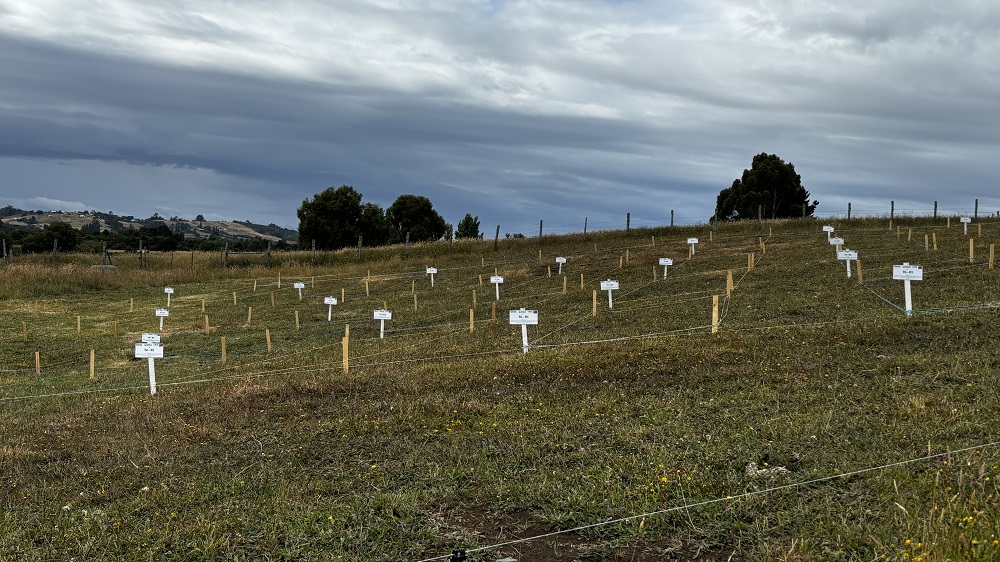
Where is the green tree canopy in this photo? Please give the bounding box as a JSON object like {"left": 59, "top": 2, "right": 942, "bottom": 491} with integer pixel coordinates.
{"left": 358, "top": 202, "right": 392, "bottom": 247}
{"left": 386, "top": 195, "right": 446, "bottom": 242}
{"left": 455, "top": 213, "right": 481, "bottom": 239}
{"left": 715, "top": 153, "right": 818, "bottom": 221}
{"left": 297, "top": 185, "right": 364, "bottom": 250}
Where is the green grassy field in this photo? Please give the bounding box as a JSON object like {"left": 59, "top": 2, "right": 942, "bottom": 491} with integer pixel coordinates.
{"left": 2, "top": 217, "right": 1000, "bottom": 561}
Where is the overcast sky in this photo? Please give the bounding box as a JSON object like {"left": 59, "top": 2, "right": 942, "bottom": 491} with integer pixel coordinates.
{"left": 1, "top": 1, "right": 998, "bottom": 234}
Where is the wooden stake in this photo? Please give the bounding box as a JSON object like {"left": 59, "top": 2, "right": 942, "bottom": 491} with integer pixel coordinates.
{"left": 345, "top": 324, "right": 350, "bottom": 339}
{"left": 857, "top": 259, "right": 863, "bottom": 283}
{"left": 947, "top": 216, "right": 951, "bottom": 228}
{"left": 469, "top": 309, "right": 475, "bottom": 333}
{"left": 491, "top": 302, "right": 496, "bottom": 322}
{"left": 619, "top": 256, "right": 623, "bottom": 268}
{"left": 925, "top": 234, "right": 929, "bottom": 252}
{"left": 342, "top": 335, "right": 349, "bottom": 373}
{"left": 89, "top": 349, "right": 95, "bottom": 379}
{"left": 233, "top": 291, "right": 237, "bottom": 305}
{"left": 246, "top": 307, "right": 253, "bottom": 326}
{"left": 481, "top": 257, "right": 484, "bottom": 266}
{"left": 547, "top": 265, "right": 551, "bottom": 278}
{"left": 311, "top": 276, "right": 315, "bottom": 288}
{"left": 295, "top": 311, "right": 300, "bottom": 330}
{"left": 201, "top": 298, "right": 206, "bottom": 312}
{"left": 759, "top": 237, "right": 763, "bottom": 251}
{"left": 970, "top": 238, "right": 975, "bottom": 263}
{"left": 130, "top": 298, "right": 134, "bottom": 313}
{"left": 580, "top": 272, "right": 584, "bottom": 289}
{"left": 712, "top": 295, "right": 719, "bottom": 334}
{"left": 413, "top": 293, "right": 418, "bottom": 310}
{"left": 341, "top": 288, "right": 345, "bottom": 302}
{"left": 479, "top": 274, "right": 483, "bottom": 286}
{"left": 221, "top": 337, "right": 227, "bottom": 364}
{"left": 365, "top": 279, "right": 369, "bottom": 296}
{"left": 748, "top": 253, "right": 754, "bottom": 271}
{"left": 35, "top": 351, "right": 40, "bottom": 375}
{"left": 626, "top": 249, "right": 630, "bottom": 263}
{"left": 265, "top": 329, "right": 272, "bottom": 353}
{"left": 978, "top": 223, "right": 982, "bottom": 238}
{"left": 933, "top": 232, "right": 938, "bottom": 251}
{"left": 592, "top": 290, "right": 598, "bottom": 317}
{"left": 411, "top": 280, "right": 415, "bottom": 295}
{"left": 563, "top": 275, "right": 568, "bottom": 294}
{"left": 77, "top": 315, "right": 81, "bottom": 335}
{"left": 989, "top": 243, "right": 995, "bottom": 269}
{"left": 651, "top": 235, "right": 655, "bottom": 247}
{"left": 204, "top": 315, "right": 210, "bottom": 332}
{"left": 253, "top": 279, "right": 257, "bottom": 292}
{"left": 726, "top": 270, "right": 734, "bottom": 296}
{"left": 652, "top": 266, "right": 657, "bottom": 281}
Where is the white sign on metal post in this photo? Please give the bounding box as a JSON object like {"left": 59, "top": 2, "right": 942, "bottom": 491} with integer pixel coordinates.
{"left": 822, "top": 225, "right": 834, "bottom": 241}
{"left": 837, "top": 249, "right": 858, "bottom": 278}
{"left": 658, "top": 257, "right": 673, "bottom": 277}
{"left": 141, "top": 333, "right": 161, "bottom": 343}
{"left": 490, "top": 275, "right": 504, "bottom": 301}
{"left": 293, "top": 282, "right": 306, "bottom": 300}
{"left": 135, "top": 341, "right": 165, "bottom": 395}
{"left": 324, "top": 296, "right": 338, "bottom": 321}
{"left": 829, "top": 237, "right": 845, "bottom": 246}
{"left": 961, "top": 216, "right": 971, "bottom": 235}
{"left": 600, "top": 279, "right": 620, "bottom": 309}
{"left": 687, "top": 237, "right": 699, "bottom": 255}
{"left": 427, "top": 267, "right": 438, "bottom": 287}
{"left": 155, "top": 308, "right": 169, "bottom": 331}
{"left": 508, "top": 308, "right": 539, "bottom": 354}
{"left": 164, "top": 287, "right": 174, "bottom": 307}
{"left": 373, "top": 309, "right": 392, "bottom": 338}
{"left": 555, "top": 257, "right": 566, "bottom": 274}
{"left": 892, "top": 262, "right": 923, "bottom": 316}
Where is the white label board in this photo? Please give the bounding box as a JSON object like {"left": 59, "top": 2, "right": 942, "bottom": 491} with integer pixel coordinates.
{"left": 141, "top": 333, "right": 161, "bottom": 343}
{"left": 164, "top": 287, "right": 174, "bottom": 294}
{"left": 658, "top": 258, "right": 673, "bottom": 266}
{"left": 687, "top": 237, "right": 699, "bottom": 244}
{"left": 490, "top": 276, "right": 504, "bottom": 284}
{"left": 829, "top": 237, "right": 845, "bottom": 245}
{"left": 555, "top": 257, "right": 567, "bottom": 264}
{"left": 837, "top": 250, "right": 858, "bottom": 260}
{"left": 426, "top": 267, "right": 438, "bottom": 274}
{"left": 373, "top": 309, "right": 392, "bottom": 320}
{"left": 154, "top": 308, "right": 170, "bottom": 317}
{"left": 134, "top": 343, "right": 164, "bottom": 359}
{"left": 293, "top": 282, "right": 306, "bottom": 289}
{"left": 961, "top": 217, "right": 972, "bottom": 223}
{"left": 508, "top": 309, "right": 539, "bottom": 325}
{"left": 822, "top": 225, "right": 835, "bottom": 233}
{"left": 323, "top": 297, "right": 338, "bottom": 305}
{"left": 892, "top": 264, "right": 924, "bottom": 281}
{"left": 600, "top": 280, "right": 620, "bottom": 291}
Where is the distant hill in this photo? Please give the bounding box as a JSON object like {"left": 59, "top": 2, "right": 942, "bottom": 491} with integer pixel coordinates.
{"left": 0, "top": 206, "right": 297, "bottom": 244}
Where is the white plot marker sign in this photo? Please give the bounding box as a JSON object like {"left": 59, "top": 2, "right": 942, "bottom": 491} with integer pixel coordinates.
{"left": 600, "top": 279, "right": 620, "bottom": 309}
{"left": 658, "top": 257, "right": 673, "bottom": 278}
{"left": 164, "top": 287, "right": 174, "bottom": 307}
{"left": 687, "top": 237, "right": 699, "bottom": 256}
{"left": 490, "top": 275, "right": 504, "bottom": 301}
{"left": 829, "top": 236, "right": 845, "bottom": 252}
{"left": 823, "top": 225, "right": 835, "bottom": 241}
{"left": 509, "top": 308, "right": 539, "bottom": 354}
{"left": 837, "top": 249, "right": 858, "bottom": 278}
{"left": 426, "top": 267, "right": 438, "bottom": 287}
{"left": 892, "top": 262, "right": 924, "bottom": 316}
{"left": 293, "top": 282, "right": 306, "bottom": 300}
{"left": 555, "top": 257, "right": 567, "bottom": 275}
{"left": 135, "top": 336, "right": 164, "bottom": 395}
{"left": 961, "top": 216, "right": 971, "bottom": 235}
{"left": 373, "top": 309, "right": 392, "bottom": 339}
{"left": 324, "top": 296, "right": 338, "bottom": 321}
{"left": 155, "top": 308, "right": 169, "bottom": 331}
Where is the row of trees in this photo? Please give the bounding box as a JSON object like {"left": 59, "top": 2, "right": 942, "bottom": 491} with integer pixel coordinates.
{"left": 297, "top": 186, "right": 482, "bottom": 250}
{"left": 0, "top": 222, "right": 288, "bottom": 254}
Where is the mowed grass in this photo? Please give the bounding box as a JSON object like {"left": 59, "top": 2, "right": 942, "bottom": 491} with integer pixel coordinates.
{"left": 2, "top": 218, "right": 1000, "bottom": 561}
